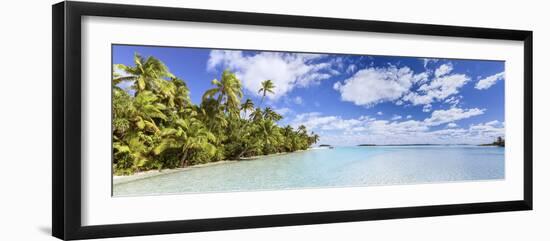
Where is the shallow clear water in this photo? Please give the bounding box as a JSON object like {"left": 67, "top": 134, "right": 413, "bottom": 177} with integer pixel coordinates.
{"left": 113, "top": 146, "right": 504, "bottom": 196}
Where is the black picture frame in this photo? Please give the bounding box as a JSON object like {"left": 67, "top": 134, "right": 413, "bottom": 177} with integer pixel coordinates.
{"left": 52, "top": 1, "right": 533, "bottom": 240}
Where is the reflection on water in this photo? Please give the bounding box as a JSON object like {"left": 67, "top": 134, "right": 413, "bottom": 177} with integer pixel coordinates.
{"left": 113, "top": 146, "right": 504, "bottom": 196}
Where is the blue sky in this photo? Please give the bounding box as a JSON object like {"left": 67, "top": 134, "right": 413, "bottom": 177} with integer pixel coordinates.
{"left": 113, "top": 44, "right": 505, "bottom": 145}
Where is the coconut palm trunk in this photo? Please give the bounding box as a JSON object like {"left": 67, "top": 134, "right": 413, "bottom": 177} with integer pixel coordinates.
{"left": 180, "top": 150, "right": 190, "bottom": 168}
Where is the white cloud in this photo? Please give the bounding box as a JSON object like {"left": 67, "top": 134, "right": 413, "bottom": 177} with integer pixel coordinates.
{"left": 404, "top": 73, "right": 470, "bottom": 106}
{"left": 413, "top": 72, "right": 430, "bottom": 84}
{"left": 402, "top": 92, "right": 431, "bottom": 105}
{"left": 485, "top": 120, "right": 501, "bottom": 126}
{"left": 406, "top": 115, "right": 412, "bottom": 119}
{"left": 424, "top": 107, "right": 485, "bottom": 126}
{"left": 444, "top": 95, "right": 462, "bottom": 107}
{"left": 434, "top": 63, "right": 453, "bottom": 77}
{"left": 290, "top": 112, "right": 363, "bottom": 131}
{"left": 273, "top": 107, "right": 293, "bottom": 116}
{"left": 319, "top": 121, "right": 503, "bottom": 145}
{"left": 292, "top": 110, "right": 496, "bottom": 145}
{"left": 475, "top": 72, "right": 505, "bottom": 90}
{"left": 367, "top": 120, "right": 430, "bottom": 135}
{"left": 333, "top": 66, "right": 416, "bottom": 106}
{"left": 292, "top": 112, "right": 426, "bottom": 135}
{"left": 468, "top": 121, "right": 505, "bottom": 138}
{"left": 207, "top": 50, "right": 337, "bottom": 99}
{"left": 377, "top": 111, "right": 383, "bottom": 116}
{"left": 391, "top": 115, "right": 402, "bottom": 120}
{"left": 422, "top": 104, "right": 432, "bottom": 113}
{"left": 329, "top": 61, "right": 471, "bottom": 109}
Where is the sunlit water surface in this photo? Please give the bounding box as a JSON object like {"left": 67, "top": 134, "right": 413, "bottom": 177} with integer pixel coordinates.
{"left": 113, "top": 146, "right": 504, "bottom": 196}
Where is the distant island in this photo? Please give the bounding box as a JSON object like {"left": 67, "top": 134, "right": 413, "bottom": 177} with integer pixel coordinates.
{"left": 479, "top": 137, "right": 505, "bottom": 147}
{"left": 357, "top": 143, "right": 504, "bottom": 147}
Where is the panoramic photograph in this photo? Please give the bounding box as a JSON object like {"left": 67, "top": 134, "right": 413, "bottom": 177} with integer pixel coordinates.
{"left": 111, "top": 45, "right": 505, "bottom": 196}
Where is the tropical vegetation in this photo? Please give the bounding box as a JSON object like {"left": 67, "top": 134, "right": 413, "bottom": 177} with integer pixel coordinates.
{"left": 112, "top": 54, "right": 319, "bottom": 175}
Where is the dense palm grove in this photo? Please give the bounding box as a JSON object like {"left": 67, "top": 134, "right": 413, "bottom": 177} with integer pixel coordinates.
{"left": 112, "top": 54, "right": 320, "bottom": 175}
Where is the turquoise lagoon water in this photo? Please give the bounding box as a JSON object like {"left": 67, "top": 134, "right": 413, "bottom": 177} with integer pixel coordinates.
{"left": 113, "top": 146, "right": 504, "bottom": 196}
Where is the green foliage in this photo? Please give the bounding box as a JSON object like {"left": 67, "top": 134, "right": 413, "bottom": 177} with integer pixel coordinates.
{"left": 113, "top": 53, "right": 319, "bottom": 175}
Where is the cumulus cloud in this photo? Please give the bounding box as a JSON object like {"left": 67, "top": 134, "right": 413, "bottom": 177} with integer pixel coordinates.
{"left": 403, "top": 73, "right": 471, "bottom": 106}
{"left": 424, "top": 108, "right": 485, "bottom": 126}
{"left": 366, "top": 119, "right": 430, "bottom": 135}
{"left": 207, "top": 50, "right": 337, "bottom": 99}
{"left": 484, "top": 120, "right": 501, "bottom": 126}
{"left": 469, "top": 120, "right": 505, "bottom": 135}
{"left": 291, "top": 112, "right": 426, "bottom": 135}
{"left": 444, "top": 95, "right": 462, "bottom": 107}
{"left": 377, "top": 111, "right": 383, "bottom": 116}
{"left": 434, "top": 63, "right": 453, "bottom": 77}
{"left": 406, "top": 115, "right": 412, "bottom": 119}
{"left": 475, "top": 72, "right": 505, "bottom": 90}
{"left": 413, "top": 72, "right": 430, "bottom": 84}
{"left": 422, "top": 104, "right": 432, "bottom": 113}
{"left": 290, "top": 112, "right": 364, "bottom": 131}
{"left": 290, "top": 108, "right": 495, "bottom": 145}
{"left": 334, "top": 63, "right": 471, "bottom": 109}
{"left": 273, "top": 107, "right": 293, "bottom": 116}
{"left": 333, "top": 66, "right": 419, "bottom": 106}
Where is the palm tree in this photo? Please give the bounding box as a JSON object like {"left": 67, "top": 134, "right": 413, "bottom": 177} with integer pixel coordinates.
{"left": 282, "top": 125, "right": 294, "bottom": 136}
{"left": 241, "top": 98, "right": 255, "bottom": 119}
{"left": 114, "top": 53, "right": 175, "bottom": 94}
{"left": 202, "top": 70, "right": 243, "bottom": 116}
{"left": 113, "top": 135, "right": 153, "bottom": 173}
{"left": 250, "top": 107, "right": 264, "bottom": 122}
{"left": 258, "top": 80, "right": 275, "bottom": 106}
{"left": 172, "top": 77, "right": 190, "bottom": 107}
{"left": 199, "top": 98, "right": 228, "bottom": 132}
{"left": 280, "top": 125, "right": 295, "bottom": 152}
{"left": 309, "top": 133, "right": 320, "bottom": 145}
{"left": 132, "top": 91, "right": 167, "bottom": 133}
{"left": 263, "top": 107, "right": 283, "bottom": 121}
{"left": 258, "top": 119, "right": 281, "bottom": 153}
{"left": 154, "top": 118, "right": 217, "bottom": 167}
{"left": 111, "top": 54, "right": 326, "bottom": 174}
{"left": 297, "top": 125, "right": 308, "bottom": 135}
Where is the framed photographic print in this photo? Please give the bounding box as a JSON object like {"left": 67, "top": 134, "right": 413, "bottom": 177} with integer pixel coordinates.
{"left": 52, "top": 1, "right": 533, "bottom": 240}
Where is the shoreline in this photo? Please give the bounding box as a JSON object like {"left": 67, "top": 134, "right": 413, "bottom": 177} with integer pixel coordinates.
{"left": 113, "top": 160, "right": 238, "bottom": 185}
{"left": 114, "top": 148, "right": 320, "bottom": 185}
{"left": 237, "top": 148, "right": 317, "bottom": 160}
{"left": 113, "top": 145, "right": 498, "bottom": 184}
